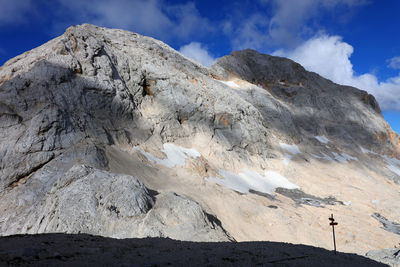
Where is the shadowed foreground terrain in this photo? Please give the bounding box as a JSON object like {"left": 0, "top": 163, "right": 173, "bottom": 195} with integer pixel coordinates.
{"left": 0, "top": 234, "right": 386, "bottom": 266}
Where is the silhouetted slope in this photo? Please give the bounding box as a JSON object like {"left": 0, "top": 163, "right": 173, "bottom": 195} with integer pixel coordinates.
{"left": 0, "top": 234, "right": 387, "bottom": 266}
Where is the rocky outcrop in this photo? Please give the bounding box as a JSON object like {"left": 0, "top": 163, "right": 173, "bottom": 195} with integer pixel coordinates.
{"left": 367, "top": 248, "right": 400, "bottom": 266}
{"left": 23, "top": 165, "right": 155, "bottom": 236}
{"left": 1, "top": 164, "right": 230, "bottom": 241}
{"left": 1, "top": 24, "right": 400, "bottom": 254}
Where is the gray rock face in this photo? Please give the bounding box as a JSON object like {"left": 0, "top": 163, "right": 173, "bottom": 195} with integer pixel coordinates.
{"left": 0, "top": 23, "right": 234, "bottom": 241}
{"left": 211, "top": 49, "right": 393, "bottom": 154}
{"left": 0, "top": 164, "right": 230, "bottom": 241}
{"left": 0, "top": 24, "right": 400, "bottom": 251}
{"left": 139, "top": 192, "right": 232, "bottom": 241}
{"left": 28, "top": 165, "right": 154, "bottom": 235}
{"left": 372, "top": 213, "right": 400, "bottom": 235}
{"left": 367, "top": 248, "right": 400, "bottom": 266}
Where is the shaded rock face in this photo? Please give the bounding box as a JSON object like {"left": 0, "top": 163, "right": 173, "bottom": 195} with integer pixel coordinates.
{"left": 211, "top": 49, "right": 388, "bottom": 152}
{"left": 1, "top": 24, "right": 400, "bottom": 253}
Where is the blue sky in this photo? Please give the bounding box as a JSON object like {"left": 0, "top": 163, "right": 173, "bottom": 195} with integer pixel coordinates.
{"left": 0, "top": 0, "right": 399, "bottom": 132}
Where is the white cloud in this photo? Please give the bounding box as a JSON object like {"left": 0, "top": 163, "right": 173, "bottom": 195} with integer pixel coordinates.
{"left": 230, "top": 14, "right": 270, "bottom": 51}
{"left": 268, "top": 0, "right": 320, "bottom": 47}
{"left": 0, "top": 0, "right": 32, "bottom": 25}
{"left": 388, "top": 57, "right": 400, "bottom": 69}
{"left": 268, "top": 0, "right": 367, "bottom": 40}
{"left": 274, "top": 35, "right": 354, "bottom": 83}
{"left": 179, "top": 42, "right": 216, "bottom": 67}
{"left": 274, "top": 35, "right": 400, "bottom": 111}
{"left": 165, "top": 2, "right": 214, "bottom": 40}
{"left": 228, "top": 0, "right": 367, "bottom": 50}
{"left": 55, "top": 0, "right": 212, "bottom": 41}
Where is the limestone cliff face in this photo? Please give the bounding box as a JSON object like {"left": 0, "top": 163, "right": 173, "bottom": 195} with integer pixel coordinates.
{"left": 211, "top": 49, "right": 389, "bottom": 153}
{"left": 0, "top": 24, "right": 399, "bottom": 254}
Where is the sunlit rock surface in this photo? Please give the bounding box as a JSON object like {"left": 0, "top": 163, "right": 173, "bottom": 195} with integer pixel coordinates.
{"left": 1, "top": 24, "right": 400, "bottom": 256}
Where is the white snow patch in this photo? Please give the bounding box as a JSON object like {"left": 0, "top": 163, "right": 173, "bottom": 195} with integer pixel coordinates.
{"left": 279, "top": 142, "right": 301, "bottom": 154}
{"left": 332, "top": 152, "right": 358, "bottom": 163}
{"left": 311, "top": 153, "right": 334, "bottom": 161}
{"left": 136, "top": 143, "right": 200, "bottom": 168}
{"left": 206, "top": 170, "right": 250, "bottom": 194}
{"left": 341, "top": 153, "right": 358, "bottom": 162}
{"left": 382, "top": 155, "right": 400, "bottom": 176}
{"left": 220, "top": 80, "right": 239, "bottom": 88}
{"left": 312, "top": 152, "right": 357, "bottom": 162}
{"left": 283, "top": 154, "right": 292, "bottom": 166}
{"left": 359, "top": 146, "right": 377, "bottom": 155}
{"left": 206, "top": 168, "right": 299, "bottom": 195}
{"left": 138, "top": 149, "right": 164, "bottom": 165}
{"left": 315, "top": 135, "right": 329, "bottom": 144}
{"left": 387, "top": 165, "right": 400, "bottom": 177}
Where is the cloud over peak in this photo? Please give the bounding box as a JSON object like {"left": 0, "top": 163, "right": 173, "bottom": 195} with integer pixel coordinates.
{"left": 388, "top": 57, "right": 400, "bottom": 69}
{"left": 274, "top": 35, "right": 355, "bottom": 83}
{"left": 226, "top": 0, "right": 368, "bottom": 51}
{"left": 54, "top": 0, "right": 213, "bottom": 42}
{"left": 179, "top": 42, "right": 216, "bottom": 67}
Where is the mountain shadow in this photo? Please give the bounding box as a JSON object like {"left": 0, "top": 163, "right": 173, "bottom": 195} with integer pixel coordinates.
{"left": 0, "top": 233, "right": 387, "bottom": 266}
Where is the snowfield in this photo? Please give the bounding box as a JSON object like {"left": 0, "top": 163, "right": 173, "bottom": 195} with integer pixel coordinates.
{"left": 206, "top": 168, "right": 299, "bottom": 195}
{"left": 283, "top": 154, "right": 292, "bottom": 165}
{"left": 315, "top": 135, "right": 330, "bottom": 144}
{"left": 219, "top": 80, "right": 240, "bottom": 88}
{"left": 332, "top": 152, "right": 358, "bottom": 163}
{"left": 383, "top": 155, "right": 400, "bottom": 176}
{"left": 359, "top": 146, "right": 378, "bottom": 155}
{"left": 279, "top": 142, "right": 301, "bottom": 154}
{"left": 136, "top": 143, "right": 201, "bottom": 168}
{"left": 358, "top": 147, "right": 400, "bottom": 177}
{"left": 312, "top": 153, "right": 334, "bottom": 161}
{"left": 312, "top": 151, "right": 358, "bottom": 163}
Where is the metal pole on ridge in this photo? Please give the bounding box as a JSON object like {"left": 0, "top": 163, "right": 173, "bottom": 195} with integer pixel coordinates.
{"left": 329, "top": 213, "right": 338, "bottom": 254}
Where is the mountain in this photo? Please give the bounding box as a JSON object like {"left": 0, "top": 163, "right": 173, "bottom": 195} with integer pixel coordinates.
{"left": 0, "top": 24, "right": 399, "bottom": 258}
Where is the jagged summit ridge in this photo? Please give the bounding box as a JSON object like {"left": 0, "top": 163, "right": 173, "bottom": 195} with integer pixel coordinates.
{"left": 0, "top": 24, "right": 400, "bottom": 256}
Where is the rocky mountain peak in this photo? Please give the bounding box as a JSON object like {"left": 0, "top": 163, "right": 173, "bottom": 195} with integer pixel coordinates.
{"left": 212, "top": 48, "right": 382, "bottom": 114}
{"left": 212, "top": 48, "right": 308, "bottom": 85}
{"left": 1, "top": 24, "right": 400, "bottom": 257}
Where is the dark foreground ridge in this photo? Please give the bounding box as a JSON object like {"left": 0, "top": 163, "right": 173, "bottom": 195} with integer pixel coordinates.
{"left": 0, "top": 234, "right": 386, "bottom": 266}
